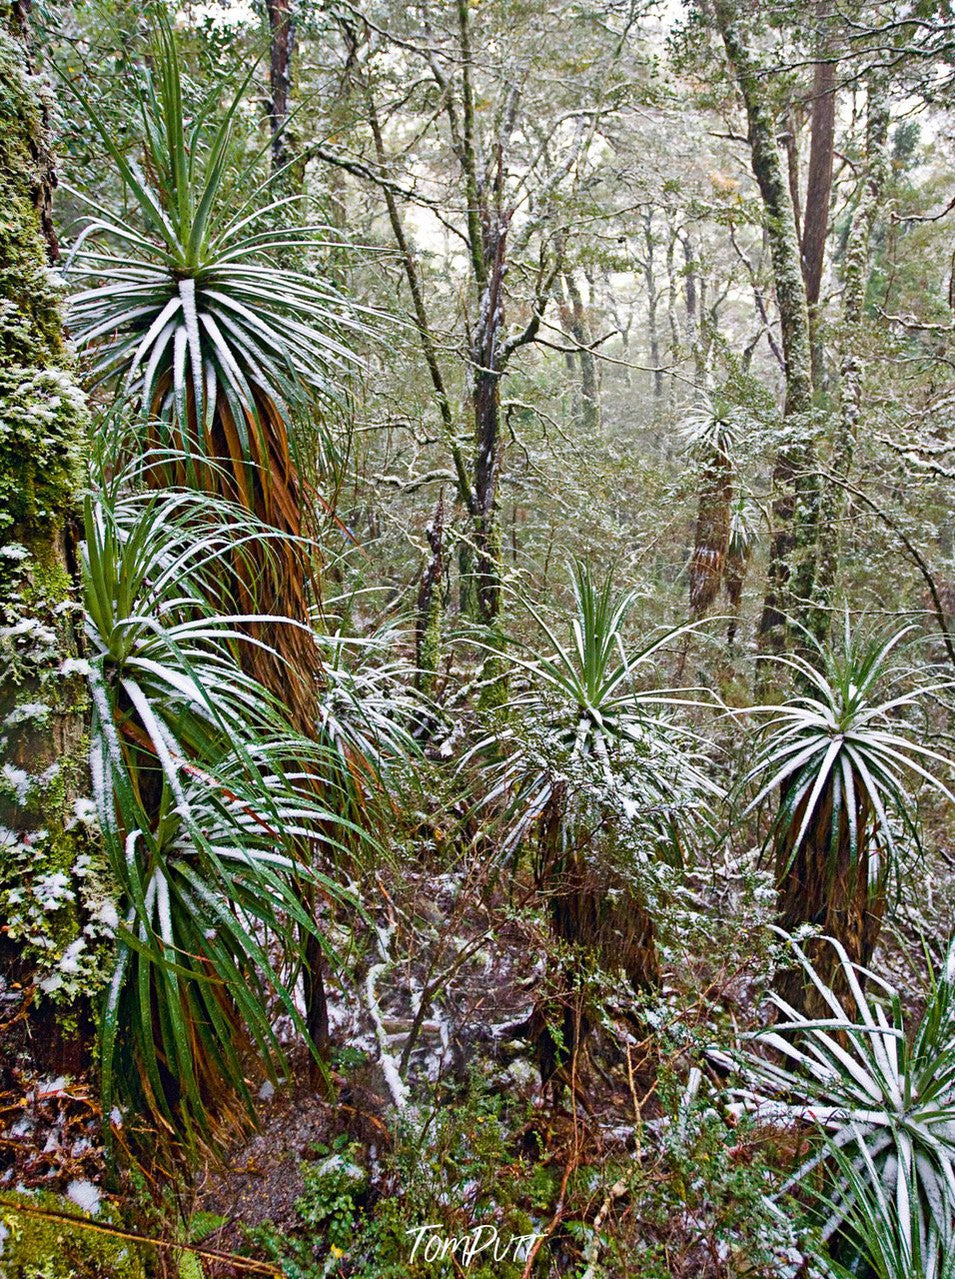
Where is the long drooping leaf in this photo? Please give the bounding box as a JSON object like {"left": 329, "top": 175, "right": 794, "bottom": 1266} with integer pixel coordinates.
{"left": 82, "top": 473, "right": 368, "bottom": 1152}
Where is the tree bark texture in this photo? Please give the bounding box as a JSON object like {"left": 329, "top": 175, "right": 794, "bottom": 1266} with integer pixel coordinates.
{"left": 714, "top": 0, "right": 819, "bottom": 656}
{"left": 564, "top": 270, "right": 601, "bottom": 437}
{"left": 265, "top": 0, "right": 295, "bottom": 175}
{"left": 0, "top": 2, "right": 98, "bottom": 1075}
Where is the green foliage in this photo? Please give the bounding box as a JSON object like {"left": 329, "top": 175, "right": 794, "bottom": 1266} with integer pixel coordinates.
{"left": 249, "top": 1138, "right": 368, "bottom": 1276}
{"left": 0, "top": 24, "right": 87, "bottom": 546}
{"left": 315, "top": 623, "right": 422, "bottom": 827}
{"left": 296, "top": 1147, "right": 367, "bottom": 1253}
{"left": 560, "top": 1069, "right": 804, "bottom": 1279}
{"left": 480, "top": 562, "right": 719, "bottom": 865}
{"left": 742, "top": 619, "right": 953, "bottom": 889}
{"left": 13, "top": 0, "right": 955, "bottom": 1269}
{"left": 249, "top": 1083, "right": 543, "bottom": 1279}
{"left": 65, "top": 10, "right": 361, "bottom": 441}
{"left": 679, "top": 391, "right": 752, "bottom": 461}
{"left": 818, "top": 1142, "right": 955, "bottom": 1279}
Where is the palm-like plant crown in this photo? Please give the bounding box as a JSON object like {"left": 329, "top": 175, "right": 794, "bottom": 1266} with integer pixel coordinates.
{"left": 483, "top": 563, "right": 718, "bottom": 862}
{"left": 65, "top": 14, "right": 366, "bottom": 728}
{"left": 742, "top": 621, "right": 953, "bottom": 892}
{"left": 84, "top": 471, "right": 359, "bottom": 1148}
{"left": 680, "top": 393, "right": 748, "bottom": 461}
{"left": 469, "top": 565, "right": 719, "bottom": 1021}
{"left": 726, "top": 935, "right": 955, "bottom": 1279}
{"left": 66, "top": 16, "right": 356, "bottom": 450}
{"left": 681, "top": 393, "right": 753, "bottom": 616}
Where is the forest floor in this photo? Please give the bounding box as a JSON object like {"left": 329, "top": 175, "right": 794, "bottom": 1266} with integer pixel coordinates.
{"left": 183, "top": 857, "right": 751, "bottom": 1276}
{"left": 5, "top": 844, "right": 945, "bottom": 1278}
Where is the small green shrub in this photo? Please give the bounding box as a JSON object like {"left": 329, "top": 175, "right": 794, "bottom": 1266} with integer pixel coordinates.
{"left": 249, "top": 1081, "right": 545, "bottom": 1278}
{"left": 248, "top": 1137, "right": 369, "bottom": 1278}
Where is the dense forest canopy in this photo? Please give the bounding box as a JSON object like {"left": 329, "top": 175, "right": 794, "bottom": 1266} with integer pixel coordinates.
{"left": 4, "top": 0, "right": 955, "bottom": 1276}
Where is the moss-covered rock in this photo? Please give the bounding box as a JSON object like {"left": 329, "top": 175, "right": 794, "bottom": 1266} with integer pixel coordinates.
{"left": 0, "top": 1191, "right": 148, "bottom": 1279}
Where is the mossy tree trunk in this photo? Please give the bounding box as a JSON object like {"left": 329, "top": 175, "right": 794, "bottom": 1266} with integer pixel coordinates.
{"left": 714, "top": 0, "right": 819, "bottom": 657}
{"left": 0, "top": 2, "right": 103, "bottom": 1075}
{"left": 456, "top": 0, "right": 512, "bottom": 630}
{"left": 563, "top": 269, "right": 601, "bottom": 438}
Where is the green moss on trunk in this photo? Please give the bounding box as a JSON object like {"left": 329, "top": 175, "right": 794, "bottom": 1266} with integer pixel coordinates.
{"left": 0, "top": 9, "right": 107, "bottom": 1069}
{"left": 714, "top": 0, "right": 820, "bottom": 656}
{"left": 0, "top": 1191, "right": 147, "bottom": 1279}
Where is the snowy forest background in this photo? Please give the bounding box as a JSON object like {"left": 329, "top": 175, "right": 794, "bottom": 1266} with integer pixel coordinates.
{"left": 4, "top": 0, "right": 955, "bottom": 1275}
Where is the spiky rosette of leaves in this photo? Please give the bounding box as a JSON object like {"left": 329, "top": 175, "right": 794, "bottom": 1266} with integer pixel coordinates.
{"left": 725, "top": 497, "right": 756, "bottom": 611}
{"left": 485, "top": 563, "right": 719, "bottom": 856}
{"left": 82, "top": 474, "right": 364, "bottom": 1153}
{"left": 739, "top": 619, "right": 954, "bottom": 1005}
{"left": 65, "top": 17, "right": 358, "bottom": 428}
{"left": 470, "top": 564, "right": 719, "bottom": 1000}
{"left": 724, "top": 935, "right": 955, "bottom": 1279}
{"left": 64, "top": 13, "right": 368, "bottom": 728}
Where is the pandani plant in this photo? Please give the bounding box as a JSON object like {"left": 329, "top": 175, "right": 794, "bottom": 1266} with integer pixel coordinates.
{"left": 82, "top": 460, "right": 365, "bottom": 1154}
{"left": 472, "top": 563, "right": 719, "bottom": 1080}
{"left": 65, "top": 11, "right": 365, "bottom": 731}
{"left": 739, "top": 618, "right": 954, "bottom": 1013}
{"left": 725, "top": 496, "right": 755, "bottom": 645}
{"left": 723, "top": 934, "right": 955, "bottom": 1279}
{"left": 682, "top": 394, "right": 748, "bottom": 618}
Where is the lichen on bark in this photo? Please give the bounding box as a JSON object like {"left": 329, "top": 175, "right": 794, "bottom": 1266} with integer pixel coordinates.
{"left": 713, "top": 0, "right": 820, "bottom": 656}
{"left": 0, "top": 8, "right": 107, "bottom": 1064}
{"left": 0, "top": 26, "right": 85, "bottom": 546}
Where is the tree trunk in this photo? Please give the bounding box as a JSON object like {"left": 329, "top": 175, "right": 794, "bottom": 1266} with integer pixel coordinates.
{"left": 264, "top": 0, "right": 295, "bottom": 176}
{"left": 456, "top": 0, "right": 509, "bottom": 629}
{"left": 784, "top": 114, "right": 803, "bottom": 247}
{"left": 0, "top": 2, "right": 96, "bottom": 1076}
{"left": 531, "top": 783, "right": 659, "bottom": 1086}
{"left": 802, "top": 67, "right": 835, "bottom": 313}
{"left": 642, "top": 210, "right": 664, "bottom": 401}
{"left": 775, "top": 784, "right": 883, "bottom": 1016}
{"left": 415, "top": 493, "right": 445, "bottom": 697}
{"left": 690, "top": 446, "right": 734, "bottom": 616}
{"left": 802, "top": 16, "right": 837, "bottom": 394}
{"left": 682, "top": 231, "right": 711, "bottom": 386}
{"left": 714, "top": 0, "right": 819, "bottom": 657}
{"left": 564, "top": 269, "right": 601, "bottom": 437}
{"left": 809, "top": 80, "right": 889, "bottom": 644}
{"left": 471, "top": 224, "right": 507, "bottom": 626}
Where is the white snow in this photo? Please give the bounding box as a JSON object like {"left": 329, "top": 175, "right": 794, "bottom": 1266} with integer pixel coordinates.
{"left": 66, "top": 1180, "right": 101, "bottom": 1215}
